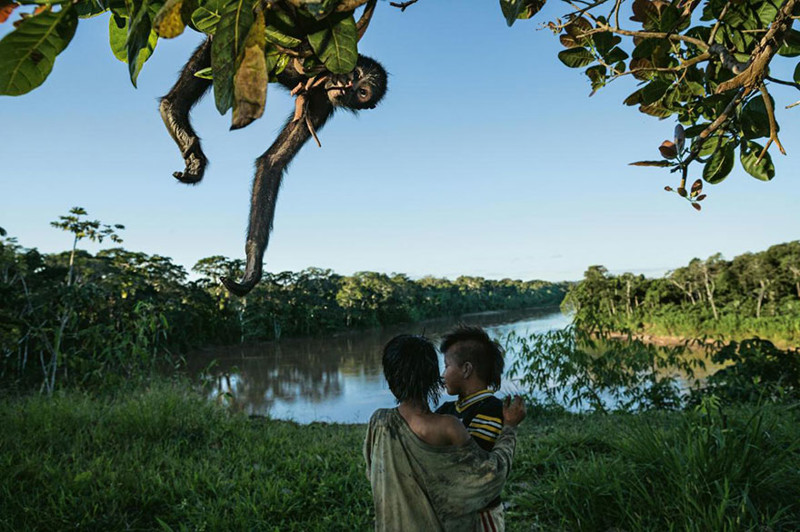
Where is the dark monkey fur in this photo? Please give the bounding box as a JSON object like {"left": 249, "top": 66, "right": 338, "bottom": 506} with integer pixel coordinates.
{"left": 159, "top": 38, "right": 387, "bottom": 296}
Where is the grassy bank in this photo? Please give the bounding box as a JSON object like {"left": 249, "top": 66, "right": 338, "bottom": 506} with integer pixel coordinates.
{"left": 2, "top": 384, "right": 799, "bottom": 531}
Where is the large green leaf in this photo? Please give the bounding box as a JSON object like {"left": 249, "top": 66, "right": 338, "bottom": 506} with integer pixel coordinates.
{"left": 307, "top": 12, "right": 357, "bottom": 74}
{"left": 557, "top": 47, "right": 594, "bottom": 68}
{"left": 211, "top": 0, "right": 255, "bottom": 114}
{"left": 740, "top": 141, "right": 775, "bottom": 181}
{"left": 0, "top": 6, "right": 78, "bottom": 96}
{"left": 702, "top": 139, "right": 735, "bottom": 184}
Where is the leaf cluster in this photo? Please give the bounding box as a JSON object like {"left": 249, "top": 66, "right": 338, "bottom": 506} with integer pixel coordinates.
{"left": 1, "top": 0, "right": 366, "bottom": 127}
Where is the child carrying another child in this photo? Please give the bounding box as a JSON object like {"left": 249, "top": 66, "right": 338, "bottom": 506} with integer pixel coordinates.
{"left": 436, "top": 326, "right": 507, "bottom": 532}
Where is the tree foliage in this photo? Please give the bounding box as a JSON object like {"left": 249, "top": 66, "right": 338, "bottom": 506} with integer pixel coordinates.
{"left": 2, "top": 0, "right": 799, "bottom": 197}
{"left": 563, "top": 241, "right": 800, "bottom": 342}
{"left": 0, "top": 221, "right": 567, "bottom": 391}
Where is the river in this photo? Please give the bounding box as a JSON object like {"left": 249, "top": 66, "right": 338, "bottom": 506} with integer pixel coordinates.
{"left": 185, "top": 307, "right": 571, "bottom": 423}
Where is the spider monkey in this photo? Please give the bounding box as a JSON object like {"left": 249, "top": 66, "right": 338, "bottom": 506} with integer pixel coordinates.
{"left": 158, "top": 37, "right": 387, "bottom": 296}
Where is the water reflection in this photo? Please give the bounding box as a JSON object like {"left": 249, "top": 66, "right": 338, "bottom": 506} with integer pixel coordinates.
{"left": 186, "top": 307, "right": 571, "bottom": 423}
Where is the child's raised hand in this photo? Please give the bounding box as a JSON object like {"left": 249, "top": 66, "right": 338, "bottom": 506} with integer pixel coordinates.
{"left": 502, "top": 395, "right": 526, "bottom": 427}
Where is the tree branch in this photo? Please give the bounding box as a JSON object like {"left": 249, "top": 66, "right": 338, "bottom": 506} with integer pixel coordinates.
{"left": 356, "top": 0, "right": 377, "bottom": 40}
{"left": 715, "top": 0, "right": 798, "bottom": 93}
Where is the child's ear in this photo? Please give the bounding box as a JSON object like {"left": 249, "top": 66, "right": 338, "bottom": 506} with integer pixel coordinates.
{"left": 462, "top": 362, "right": 473, "bottom": 379}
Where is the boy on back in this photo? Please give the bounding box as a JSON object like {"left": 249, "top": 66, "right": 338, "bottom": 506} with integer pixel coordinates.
{"left": 436, "top": 326, "right": 507, "bottom": 531}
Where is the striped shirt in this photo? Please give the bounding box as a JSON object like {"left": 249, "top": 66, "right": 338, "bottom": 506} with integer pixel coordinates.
{"left": 436, "top": 389, "right": 504, "bottom": 451}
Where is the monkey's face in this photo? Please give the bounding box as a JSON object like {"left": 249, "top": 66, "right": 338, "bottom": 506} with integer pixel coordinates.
{"left": 325, "top": 56, "right": 387, "bottom": 111}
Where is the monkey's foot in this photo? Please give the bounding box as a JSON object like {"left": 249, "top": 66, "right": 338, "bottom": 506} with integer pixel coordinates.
{"left": 173, "top": 146, "right": 207, "bottom": 184}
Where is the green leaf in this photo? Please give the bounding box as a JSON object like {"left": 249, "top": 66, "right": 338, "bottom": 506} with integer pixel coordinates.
{"left": 740, "top": 140, "right": 775, "bottom": 181}
{"left": 191, "top": 0, "right": 224, "bottom": 34}
{"left": 153, "top": 0, "right": 186, "bottom": 38}
{"left": 641, "top": 79, "right": 671, "bottom": 105}
{"left": 499, "top": 0, "right": 545, "bottom": 26}
{"left": 109, "top": 13, "right": 128, "bottom": 62}
{"left": 194, "top": 66, "right": 213, "bottom": 79}
{"left": 702, "top": 140, "right": 734, "bottom": 184}
{"left": 307, "top": 12, "right": 357, "bottom": 74}
{"left": 740, "top": 96, "right": 773, "bottom": 140}
{"left": 632, "top": 37, "right": 661, "bottom": 59}
{"left": 264, "top": 24, "right": 301, "bottom": 47}
{"left": 0, "top": 6, "right": 78, "bottom": 96}
{"left": 557, "top": 47, "right": 594, "bottom": 68}
{"left": 211, "top": 0, "right": 255, "bottom": 114}
{"left": 778, "top": 29, "right": 800, "bottom": 57}
{"left": 603, "top": 46, "right": 628, "bottom": 64}
{"left": 126, "top": 0, "right": 163, "bottom": 86}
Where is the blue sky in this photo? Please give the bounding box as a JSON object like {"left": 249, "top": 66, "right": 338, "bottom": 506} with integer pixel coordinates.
{"left": 2, "top": 1, "right": 799, "bottom": 282}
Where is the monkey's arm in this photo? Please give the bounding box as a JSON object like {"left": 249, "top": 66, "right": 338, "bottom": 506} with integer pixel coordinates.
{"left": 221, "top": 92, "right": 334, "bottom": 296}
{"left": 159, "top": 39, "right": 212, "bottom": 184}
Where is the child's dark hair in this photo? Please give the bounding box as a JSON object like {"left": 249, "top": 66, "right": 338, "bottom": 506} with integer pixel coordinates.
{"left": 439, "top": 326, "right": 504, "bottom": 390}
{"left": 382, "top": 334, "right": 443, "bottom": 405}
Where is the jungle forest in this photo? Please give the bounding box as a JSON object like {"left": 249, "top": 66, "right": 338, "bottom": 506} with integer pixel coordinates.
{"left": 2, "top": 0, "right": 800, "bottom": 530}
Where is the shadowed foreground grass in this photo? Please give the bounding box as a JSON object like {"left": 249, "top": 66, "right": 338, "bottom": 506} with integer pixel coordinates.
{"left": 1, "top": 384, "right": 799, "bottom": 531}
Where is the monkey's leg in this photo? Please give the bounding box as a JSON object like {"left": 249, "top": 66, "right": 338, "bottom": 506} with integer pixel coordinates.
{"left": 159, "top": 38, "right": 212, "bottom": 184}
{"left": 222, "top": 94, "right": 334, "bottom": 296}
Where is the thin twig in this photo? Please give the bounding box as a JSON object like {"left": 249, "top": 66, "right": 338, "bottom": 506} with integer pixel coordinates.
{"left": 766, "top": 75, "right": 800, "bottom": 90}
{"left": 757, "top": 83, "right": 786, "bottom": 161}
{"left": 681, "top": 88, "right": 746, "bottom": 167}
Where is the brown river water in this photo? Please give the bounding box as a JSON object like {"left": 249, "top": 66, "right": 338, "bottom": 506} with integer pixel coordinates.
{"left": 185, "top": 307, "right": 571, "bottom": 423}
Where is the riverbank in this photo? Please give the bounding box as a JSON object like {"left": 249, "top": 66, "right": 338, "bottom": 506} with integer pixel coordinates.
{"left": 2, "top": 383, "right": 798, "bottom": 530}
{"left": 603, "top": 326, "right": 800, "bottom": 350}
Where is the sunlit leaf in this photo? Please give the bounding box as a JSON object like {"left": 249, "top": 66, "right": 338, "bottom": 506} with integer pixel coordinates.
{"left": 231, "top": 8, "right": 266, "bottom": 130}
{"left": 0, "top": 5, "right": 78, "bottom": 95}
{"left": 194, "top": 66, "right": 212, "bottom": 79}
{"left": 740, "top": 140, "right": 775, "bottom": 181}
{"left": 1, "top": 1, "right": 19, "bottom": 24}
{"left": 153, "top": 0, "right": 186, "bottom": 38}
{"left": 690, "top": 179, "right": 702, "bottom": 197}
{"left": 659, "top": 140, "right": 678, "bottom": 159}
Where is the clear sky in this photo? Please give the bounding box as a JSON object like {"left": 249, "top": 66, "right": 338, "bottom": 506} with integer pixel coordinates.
{"left": 1, "top": 1, "right": 799, "bottom": 283}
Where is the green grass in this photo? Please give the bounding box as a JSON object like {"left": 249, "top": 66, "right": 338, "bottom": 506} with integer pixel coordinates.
{"left": 2, "top": 385, "right": 799, "bottom": 531}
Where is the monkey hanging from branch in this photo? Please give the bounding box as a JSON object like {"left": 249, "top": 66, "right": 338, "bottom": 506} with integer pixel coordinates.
{"left": 158, "top": 0, "right": 386, "bottom": 296}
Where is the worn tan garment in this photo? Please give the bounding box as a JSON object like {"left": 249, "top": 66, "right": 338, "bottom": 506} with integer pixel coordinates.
{"left": 363, "top": 408, "right": 517, "bottom": 532}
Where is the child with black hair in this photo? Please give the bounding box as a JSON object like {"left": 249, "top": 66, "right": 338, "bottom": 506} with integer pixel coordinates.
{"left": 364, "top": 334, "right": 525, "bottom": 531}
{"left": 436, "top": 325, "right": 507, "bottom": 531}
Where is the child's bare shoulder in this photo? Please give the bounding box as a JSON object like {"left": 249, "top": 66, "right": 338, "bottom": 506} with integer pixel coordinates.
{"left": 435, "top": 413, "right": 471, "bottom": 446}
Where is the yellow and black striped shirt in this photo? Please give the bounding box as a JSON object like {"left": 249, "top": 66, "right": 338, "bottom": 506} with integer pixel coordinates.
{"left": 435, "top": 389, "right": 504, "bottom": 451}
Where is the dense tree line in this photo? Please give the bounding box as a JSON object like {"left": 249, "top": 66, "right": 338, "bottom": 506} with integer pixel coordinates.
{"left": 0, "top": 223, "right": 566, "bottom": 392}
{"left": 564, "top": 241, "right": 800, "bottom": 343}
